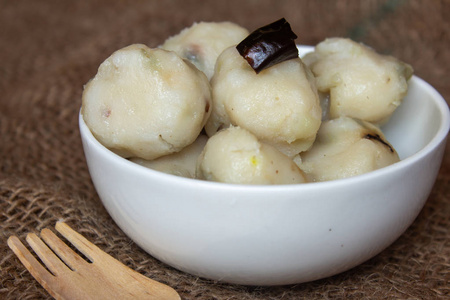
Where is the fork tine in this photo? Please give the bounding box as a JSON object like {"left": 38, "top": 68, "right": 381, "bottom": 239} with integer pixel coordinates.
{"left": 55, "top": 221, "right": 102, "bottom": 262}
{"left": 7, "top": 236, "right": 55, "bottom": 291}
{"left": 26, "top": 232, "right": 71, "bottom": 276}
{"left": 40, "top": 228, "right": 88, "bottom": 271}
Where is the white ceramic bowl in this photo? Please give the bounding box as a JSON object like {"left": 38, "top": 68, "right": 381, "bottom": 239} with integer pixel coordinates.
{"left": 79, "top": 47, "right": 449, "bottom": 285}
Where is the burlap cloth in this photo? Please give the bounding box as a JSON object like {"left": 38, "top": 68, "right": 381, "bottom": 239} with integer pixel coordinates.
{"left": 1, "top": 0, "right": 449, "bottom": 299}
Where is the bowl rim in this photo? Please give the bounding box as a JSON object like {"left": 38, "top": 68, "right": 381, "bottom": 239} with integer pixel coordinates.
{"left": 79, "top": 49, "right": 450, "bottom": 193}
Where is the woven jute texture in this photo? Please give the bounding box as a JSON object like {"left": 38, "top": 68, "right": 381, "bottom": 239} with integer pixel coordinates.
{"left": 1, "top": 0, "right": 449, "bottom": 299}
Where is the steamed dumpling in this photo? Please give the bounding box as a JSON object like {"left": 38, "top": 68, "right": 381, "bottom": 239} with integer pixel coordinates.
{"left": 82, "top": 44, "right": 211, "bottom": 160}
{"left": 197, "top": 126, "right": 307, "bottom": 185}
{"left": 206, "top": 46, "right": 322, "bottom": 157}
{"left": 295, "top": 117, "right": 400, "bottom": 182}
{"left": 130, "top": 135, "right": 208, "bottom": 178}
{"left": 303, "top": 38, "right": 413, "bottom": 124}
{"left": 160, "top": 22, "right": 249, "bottom": 80}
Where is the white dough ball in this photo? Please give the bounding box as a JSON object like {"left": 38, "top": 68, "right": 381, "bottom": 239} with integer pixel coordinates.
{"left": 197, "top": 126, "right": 307, "bottom": 185}
{"left": 296, "top": 117, "right": 400, "bottom": 182}
{"left": 82, "top": 44, "right": 211, "bottom": 160}
{"left": 303, "top": 38, "right": 413, "bottom": 124}
{"left": 130, "top": 135, "right": 208, "bottom": 178}
{"left": 161, "top": 22, "right": 249, "bottom": 80}
{"left": 206, "top": 46, "right": 322, "bottom": 157}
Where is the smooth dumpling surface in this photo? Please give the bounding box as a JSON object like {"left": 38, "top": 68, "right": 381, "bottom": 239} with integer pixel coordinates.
{"left": 303, "top": 38, "right": 413, "bottom": 124}
{"left": 130, "top": 135, "right": 208, "bottom": 178}
{"left": 296, "top": 117, "right": 400, "bottom": 182}
{"left": 82, "top": 44, "right": 211, "bottom": 160}
{"left": 160, "top": 22, "right": 249, "bottom": 80}
{"left": 206, "top": 46, "right": 322, "bottom": 157}
{"left": 197, "top": 126, "right": 307, "bottom": 185}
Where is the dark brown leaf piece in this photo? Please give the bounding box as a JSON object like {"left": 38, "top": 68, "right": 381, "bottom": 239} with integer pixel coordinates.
{"left": 236, "top": 18, "right": 298, "bottom": 73}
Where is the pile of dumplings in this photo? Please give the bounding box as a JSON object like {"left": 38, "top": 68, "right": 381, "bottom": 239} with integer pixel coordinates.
{"left": 81, "top": 21, "right": 413, "bottom": 185}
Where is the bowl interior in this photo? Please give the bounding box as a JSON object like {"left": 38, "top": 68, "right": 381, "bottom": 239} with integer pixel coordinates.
{"left": 382, "top": 77, "right": 449, "bottom": 160}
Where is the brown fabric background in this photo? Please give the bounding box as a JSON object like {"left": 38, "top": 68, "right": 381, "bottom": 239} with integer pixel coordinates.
{"left": 1, "top": 0, "right": 449, "bottom": 299}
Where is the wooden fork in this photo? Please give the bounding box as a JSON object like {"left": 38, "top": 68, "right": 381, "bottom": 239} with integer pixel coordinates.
{"left": 7, "top": 221, "right": 180, "bottom": 300}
